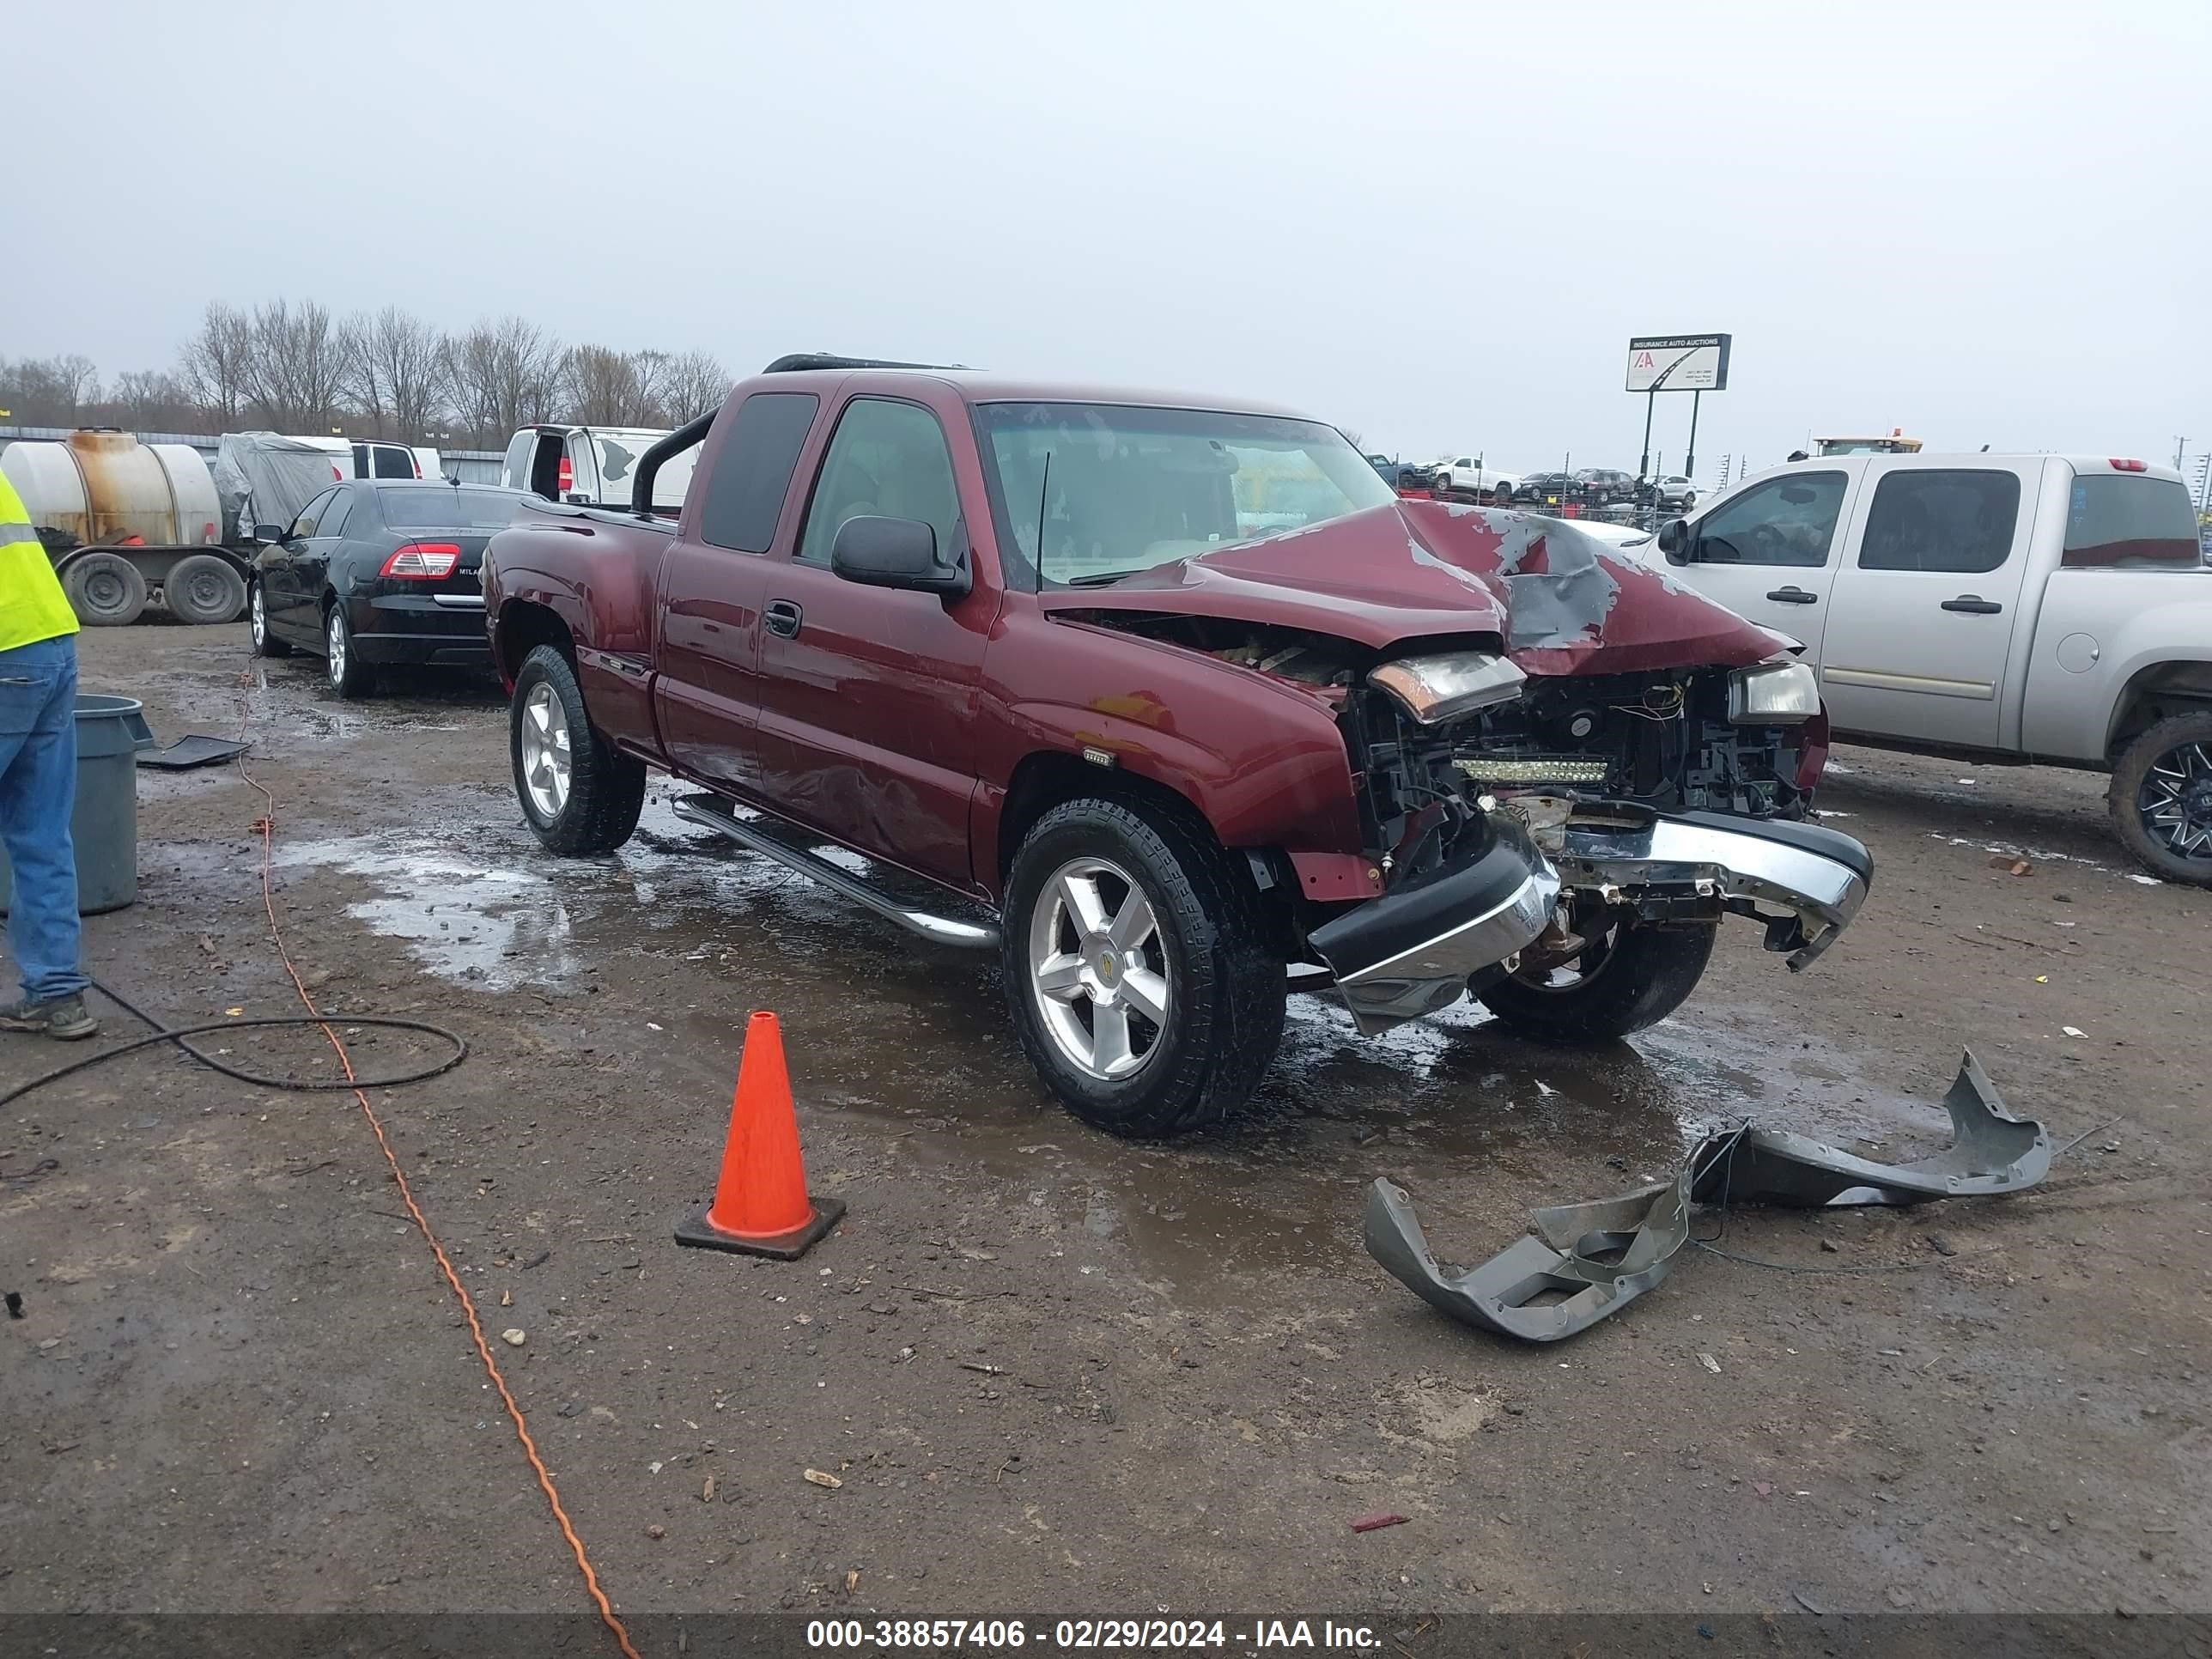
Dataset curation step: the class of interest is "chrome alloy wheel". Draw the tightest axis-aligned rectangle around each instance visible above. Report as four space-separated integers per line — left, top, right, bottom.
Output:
1028 856 1170 1079
325 611 348 688
520 681 573 819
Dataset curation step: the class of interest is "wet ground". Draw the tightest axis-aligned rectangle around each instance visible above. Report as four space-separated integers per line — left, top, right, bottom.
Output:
3 621 2206 1625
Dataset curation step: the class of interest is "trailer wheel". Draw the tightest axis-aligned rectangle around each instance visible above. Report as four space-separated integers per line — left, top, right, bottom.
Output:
62 552 148 627
166 555 247 625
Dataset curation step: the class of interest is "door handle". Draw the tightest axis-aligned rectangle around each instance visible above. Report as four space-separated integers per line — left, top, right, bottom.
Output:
1941 595 2003 614
1765 586 1819 605
764 599 803 639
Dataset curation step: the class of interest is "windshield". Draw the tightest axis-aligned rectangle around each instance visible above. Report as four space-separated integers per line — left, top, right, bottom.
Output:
978 403 1395 587
379 486 522 528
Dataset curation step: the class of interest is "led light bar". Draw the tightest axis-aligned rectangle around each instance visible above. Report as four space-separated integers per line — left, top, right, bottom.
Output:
1455 757 1612 785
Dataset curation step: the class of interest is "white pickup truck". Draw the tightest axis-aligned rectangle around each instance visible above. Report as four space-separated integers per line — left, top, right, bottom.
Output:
1654 453 2212 884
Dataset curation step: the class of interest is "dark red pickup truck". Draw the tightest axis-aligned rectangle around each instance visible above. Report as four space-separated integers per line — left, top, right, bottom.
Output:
483 356 1871 1135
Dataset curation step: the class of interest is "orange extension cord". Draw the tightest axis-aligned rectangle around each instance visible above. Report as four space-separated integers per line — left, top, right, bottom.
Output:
233 728 641 1659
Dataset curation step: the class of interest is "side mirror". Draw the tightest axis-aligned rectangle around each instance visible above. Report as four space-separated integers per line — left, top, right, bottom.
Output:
254 524 288 545
1657 517 1691 564
830 515 969 597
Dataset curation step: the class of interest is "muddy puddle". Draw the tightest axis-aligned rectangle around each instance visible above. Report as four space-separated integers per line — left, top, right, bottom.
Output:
125 676 2002 1313
140 774 1986 1306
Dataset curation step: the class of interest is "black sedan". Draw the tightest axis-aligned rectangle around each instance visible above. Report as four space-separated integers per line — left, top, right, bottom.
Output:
248 480 526 697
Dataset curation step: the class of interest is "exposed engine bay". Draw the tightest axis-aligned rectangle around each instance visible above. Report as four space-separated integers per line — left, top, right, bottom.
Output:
1081 614 1824 888
1073 612 1863 1033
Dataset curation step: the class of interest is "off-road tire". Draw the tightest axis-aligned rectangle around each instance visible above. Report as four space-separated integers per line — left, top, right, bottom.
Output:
62 552 148 626
512 643 647 855
1002 797 1284 1136
248 580 291 656
324 605 376 699
2108 710 2212 886
1475 916 1716 1042
165 554 247 625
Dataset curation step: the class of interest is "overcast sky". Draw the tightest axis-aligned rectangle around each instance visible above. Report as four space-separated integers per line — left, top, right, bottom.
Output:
11 1 2208 477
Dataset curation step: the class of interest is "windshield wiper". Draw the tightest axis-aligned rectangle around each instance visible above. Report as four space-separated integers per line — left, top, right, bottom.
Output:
1061 570 1140 587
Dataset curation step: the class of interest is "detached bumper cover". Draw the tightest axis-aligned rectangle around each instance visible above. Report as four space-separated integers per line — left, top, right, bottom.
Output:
1368 1049 2048 1344
1310 816 1559 1036
1554 806 1871 969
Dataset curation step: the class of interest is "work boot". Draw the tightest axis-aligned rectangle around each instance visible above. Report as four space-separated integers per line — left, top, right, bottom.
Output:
0 996 100 1042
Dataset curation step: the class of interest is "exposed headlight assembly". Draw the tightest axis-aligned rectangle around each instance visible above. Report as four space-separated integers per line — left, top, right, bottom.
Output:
1729 659 1820 725
1368 652 1527 725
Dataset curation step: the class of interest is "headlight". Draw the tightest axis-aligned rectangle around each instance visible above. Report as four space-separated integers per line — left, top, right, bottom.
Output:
1729 659 1820 725
1368 652 1527 725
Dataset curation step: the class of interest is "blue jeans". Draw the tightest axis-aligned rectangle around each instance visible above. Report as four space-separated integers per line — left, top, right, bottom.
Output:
0 635 86 1002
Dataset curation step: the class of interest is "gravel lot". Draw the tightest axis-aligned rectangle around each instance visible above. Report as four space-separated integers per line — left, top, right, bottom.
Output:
3 621 2205 1630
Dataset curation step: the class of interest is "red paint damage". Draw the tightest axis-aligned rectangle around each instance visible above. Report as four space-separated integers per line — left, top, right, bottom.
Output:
1039 500 1792 677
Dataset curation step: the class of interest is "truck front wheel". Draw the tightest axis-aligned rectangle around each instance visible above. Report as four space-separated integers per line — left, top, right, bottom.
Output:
511 644 647 855
1002 798 1284 1137
1474 904 1716 1042
2110 711 2212 886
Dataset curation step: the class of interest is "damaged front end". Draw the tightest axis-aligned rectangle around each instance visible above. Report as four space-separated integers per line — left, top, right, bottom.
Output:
1053 506 1872 1036
1312 641 1869 1033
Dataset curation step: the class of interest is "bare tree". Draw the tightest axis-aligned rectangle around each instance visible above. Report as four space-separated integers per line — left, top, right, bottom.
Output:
179 302 254 427
108 369 198 431
561 345 687 426
239 300 349 431
344 306 447 441
658 349 732 423
0 354 101 425
441 316 567 447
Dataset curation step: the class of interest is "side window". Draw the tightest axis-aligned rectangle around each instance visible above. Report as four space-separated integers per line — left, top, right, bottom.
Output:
797 398 963 568
2061 475 2200 570
1858 470 2020 574
319 489 355 539
697 392 820 553
1692 471 1847 567
290 489 337 540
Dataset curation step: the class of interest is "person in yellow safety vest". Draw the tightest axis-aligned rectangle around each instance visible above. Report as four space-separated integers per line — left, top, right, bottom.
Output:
0 469 99 1038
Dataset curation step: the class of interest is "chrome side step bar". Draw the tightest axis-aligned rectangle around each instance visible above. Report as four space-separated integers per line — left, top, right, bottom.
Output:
670 793 1002 951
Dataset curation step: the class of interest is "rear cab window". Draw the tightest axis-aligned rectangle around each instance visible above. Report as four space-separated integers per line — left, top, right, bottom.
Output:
2060 472 2201 569
698 393 820 553
1856 470 2021 574
370 444 416 479
1691 471 1848 566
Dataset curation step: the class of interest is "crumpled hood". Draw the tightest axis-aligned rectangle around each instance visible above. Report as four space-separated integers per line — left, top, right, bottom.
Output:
1040 500 1793 675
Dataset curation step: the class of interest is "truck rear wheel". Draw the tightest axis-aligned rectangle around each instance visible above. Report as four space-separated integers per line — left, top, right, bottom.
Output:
511 643 647 855
62 552 148 627
166 555 246 625
2109 711 2212 886
1474 905 1716 1042
1002 797 1284 1137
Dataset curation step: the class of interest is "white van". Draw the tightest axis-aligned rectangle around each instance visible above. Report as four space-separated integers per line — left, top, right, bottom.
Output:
501 424 696 511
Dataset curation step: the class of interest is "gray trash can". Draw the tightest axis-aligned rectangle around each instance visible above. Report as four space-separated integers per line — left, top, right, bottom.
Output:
0 694 156 916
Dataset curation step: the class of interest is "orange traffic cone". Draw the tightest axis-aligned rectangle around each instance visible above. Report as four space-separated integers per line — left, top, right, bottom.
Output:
674 1012 845 1260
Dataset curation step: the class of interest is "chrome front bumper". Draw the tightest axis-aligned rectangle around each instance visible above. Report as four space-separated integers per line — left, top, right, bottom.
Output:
1309 806 1871 1036
1310 816 1560 1036
1553 806 1870 969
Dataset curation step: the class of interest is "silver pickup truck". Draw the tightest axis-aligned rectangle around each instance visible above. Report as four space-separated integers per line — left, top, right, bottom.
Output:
1654 453 2212 884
